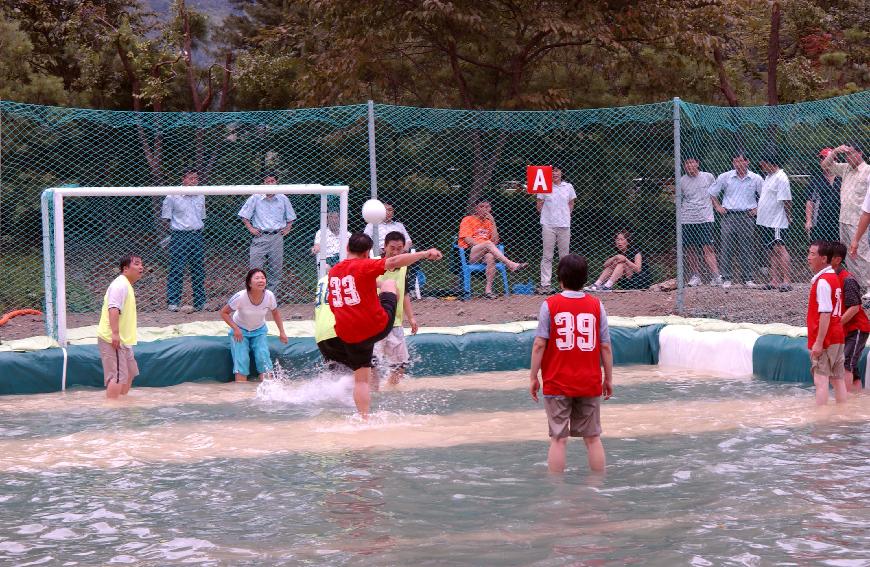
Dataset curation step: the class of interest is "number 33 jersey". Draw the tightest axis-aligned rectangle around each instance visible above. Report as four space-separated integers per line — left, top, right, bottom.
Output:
542 293 603 397
327 257 388 343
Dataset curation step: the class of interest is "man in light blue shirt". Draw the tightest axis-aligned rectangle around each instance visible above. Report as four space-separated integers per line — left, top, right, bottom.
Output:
238 174 297 294
161 169 207 311
708 153 763 288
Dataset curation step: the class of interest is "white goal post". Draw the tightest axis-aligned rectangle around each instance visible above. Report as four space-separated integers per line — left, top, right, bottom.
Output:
41 184 350 347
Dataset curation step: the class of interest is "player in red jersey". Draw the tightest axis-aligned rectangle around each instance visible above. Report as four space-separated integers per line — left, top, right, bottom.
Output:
529 254 613 473
319 232 442 418
830 242 869 392
806 241 847 405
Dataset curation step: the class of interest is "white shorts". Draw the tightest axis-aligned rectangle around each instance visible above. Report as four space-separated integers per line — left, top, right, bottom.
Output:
373 327 410 367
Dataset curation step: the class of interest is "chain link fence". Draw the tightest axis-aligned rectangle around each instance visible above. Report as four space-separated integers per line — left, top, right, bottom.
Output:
1 93 868 337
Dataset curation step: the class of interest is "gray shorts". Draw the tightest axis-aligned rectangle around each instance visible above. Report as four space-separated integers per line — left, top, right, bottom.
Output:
98 339 139 386
810 343 845 378
373 327 410 367
543 395 602 439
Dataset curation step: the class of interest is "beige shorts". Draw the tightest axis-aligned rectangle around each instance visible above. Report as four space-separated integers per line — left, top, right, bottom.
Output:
810 343 845 378
373 327 410 367
543 396 601 439
98 339 139 386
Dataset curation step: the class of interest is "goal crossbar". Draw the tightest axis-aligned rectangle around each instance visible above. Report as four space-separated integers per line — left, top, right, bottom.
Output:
42 184 350 347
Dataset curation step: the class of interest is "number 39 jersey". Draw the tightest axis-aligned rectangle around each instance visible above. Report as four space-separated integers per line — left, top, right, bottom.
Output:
541 294 603 397
327 257 388 343
807 268 845 349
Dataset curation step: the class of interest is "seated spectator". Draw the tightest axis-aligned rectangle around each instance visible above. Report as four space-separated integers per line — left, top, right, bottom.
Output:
220 269 288 383
585 230 650 291
364 202 412 253
457 200 527 299
311 211 344 267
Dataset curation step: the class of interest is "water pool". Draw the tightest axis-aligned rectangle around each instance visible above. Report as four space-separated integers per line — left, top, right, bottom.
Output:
1 367 869 565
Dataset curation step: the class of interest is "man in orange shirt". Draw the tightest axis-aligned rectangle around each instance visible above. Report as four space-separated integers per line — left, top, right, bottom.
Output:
458 201 526 298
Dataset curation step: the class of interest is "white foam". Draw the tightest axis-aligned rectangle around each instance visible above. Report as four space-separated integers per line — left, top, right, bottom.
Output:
255 368 355 407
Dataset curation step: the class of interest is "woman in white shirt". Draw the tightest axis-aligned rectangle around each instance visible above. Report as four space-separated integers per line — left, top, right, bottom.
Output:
220 269 289 382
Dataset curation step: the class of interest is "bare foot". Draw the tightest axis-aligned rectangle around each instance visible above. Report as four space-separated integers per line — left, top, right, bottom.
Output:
510 262 527 272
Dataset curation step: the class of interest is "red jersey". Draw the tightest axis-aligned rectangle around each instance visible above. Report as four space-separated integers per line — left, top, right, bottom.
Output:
541 293 603 397
837 268 870 333
807 268 845 348
327 257 387 343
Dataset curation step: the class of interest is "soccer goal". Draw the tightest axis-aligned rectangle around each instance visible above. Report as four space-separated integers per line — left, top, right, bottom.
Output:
41 184 349 346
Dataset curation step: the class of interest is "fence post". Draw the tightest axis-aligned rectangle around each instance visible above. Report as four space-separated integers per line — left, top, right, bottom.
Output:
367 100 379 250
674 97 685 315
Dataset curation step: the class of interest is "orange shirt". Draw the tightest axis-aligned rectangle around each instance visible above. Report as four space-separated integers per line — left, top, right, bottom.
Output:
458 215 495 248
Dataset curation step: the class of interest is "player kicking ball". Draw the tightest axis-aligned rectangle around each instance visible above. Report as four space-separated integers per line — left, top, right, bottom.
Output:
318 232 442 419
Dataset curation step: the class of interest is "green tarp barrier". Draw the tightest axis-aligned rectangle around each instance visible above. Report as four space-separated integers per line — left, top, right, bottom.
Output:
0 325 664 395
752 334 868 385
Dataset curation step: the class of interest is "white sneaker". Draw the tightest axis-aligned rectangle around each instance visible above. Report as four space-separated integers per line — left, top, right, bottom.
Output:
688 274 701 287
168 304 179 312
710 274 723 286
745 280 758 288
722 280 732 288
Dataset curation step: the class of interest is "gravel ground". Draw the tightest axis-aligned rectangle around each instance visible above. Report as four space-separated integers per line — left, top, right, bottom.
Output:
0 284 813 343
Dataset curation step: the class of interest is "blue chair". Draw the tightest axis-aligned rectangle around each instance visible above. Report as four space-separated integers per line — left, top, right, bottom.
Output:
454 243 510 300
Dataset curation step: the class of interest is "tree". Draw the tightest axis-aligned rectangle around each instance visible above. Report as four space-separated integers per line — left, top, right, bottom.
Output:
0 13 67 105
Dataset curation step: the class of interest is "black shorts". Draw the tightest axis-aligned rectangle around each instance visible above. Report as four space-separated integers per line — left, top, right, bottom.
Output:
844 330 869 375
758 226 788 250
316 292 398 371
682 222 714 248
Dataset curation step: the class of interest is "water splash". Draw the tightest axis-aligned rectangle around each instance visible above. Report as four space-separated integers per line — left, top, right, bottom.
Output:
255 361 355 407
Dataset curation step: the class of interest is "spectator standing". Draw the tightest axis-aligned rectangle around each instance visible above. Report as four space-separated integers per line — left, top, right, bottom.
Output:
162 169 207 311
824 144 870 293
536 167 576 294
708 153 763 288
312 211 344 267
364 203 412 254
678 157 722 286
830 242 869 393
457 201 527 299
238 175 296 295
96 255 144 399
756 155 792 291
805 148 841 243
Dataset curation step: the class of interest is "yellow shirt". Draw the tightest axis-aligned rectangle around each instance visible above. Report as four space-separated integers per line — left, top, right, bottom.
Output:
97 275 137 346
378 266 407 326
314 275 337 343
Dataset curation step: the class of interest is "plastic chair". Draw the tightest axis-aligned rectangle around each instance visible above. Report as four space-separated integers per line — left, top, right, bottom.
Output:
454 243 510 300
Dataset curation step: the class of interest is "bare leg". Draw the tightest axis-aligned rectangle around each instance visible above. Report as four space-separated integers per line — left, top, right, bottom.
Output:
388 366 405 385
353 367 371 419
832 377 848 404
484 253 495 294
769 249 780 286
584 436 606 472
702 244 720 276
686 247 702 278
605 263 627 286
106 381 123 400
852 378 863 393
547 437 567 473
235 373 247 382
814 373 829 405
595 265 615 286
469 242 524 271
778 245 791 284
121 380 133 395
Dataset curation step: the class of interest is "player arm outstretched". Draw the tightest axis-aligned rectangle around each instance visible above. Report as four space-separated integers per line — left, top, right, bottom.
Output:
384 248 442 270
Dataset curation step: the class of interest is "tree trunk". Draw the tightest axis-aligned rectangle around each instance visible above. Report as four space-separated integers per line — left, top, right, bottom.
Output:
767 1 781 106
712 46 740 107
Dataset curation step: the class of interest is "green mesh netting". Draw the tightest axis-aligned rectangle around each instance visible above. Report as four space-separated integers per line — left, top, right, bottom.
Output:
1 93 868 339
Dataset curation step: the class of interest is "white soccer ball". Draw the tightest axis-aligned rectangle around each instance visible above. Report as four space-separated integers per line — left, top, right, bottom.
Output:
362 199 387 224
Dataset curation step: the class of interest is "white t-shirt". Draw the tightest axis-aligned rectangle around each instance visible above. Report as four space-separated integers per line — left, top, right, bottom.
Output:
756 169 792 229
537 181 576 228
313 228 342 256
227 289 277 331
106 275 130 312
364 220 411 251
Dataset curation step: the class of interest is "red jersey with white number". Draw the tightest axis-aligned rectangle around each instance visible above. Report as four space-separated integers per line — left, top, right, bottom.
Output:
807 268 845 348
328 257 387 343
837 268 870 334
541 294 603 397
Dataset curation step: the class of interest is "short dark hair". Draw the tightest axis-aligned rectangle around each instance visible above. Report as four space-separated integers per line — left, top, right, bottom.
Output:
759 152 780 166
245 268 266 291
830 241 847 261
732 151 748 160
557 254 588 291
348 232 373 254
119 254 141 272
616 229 632 243
383 230 406 247
810 240 833 263
183 168 198 176
683 156 699 162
